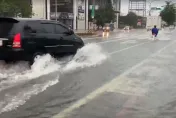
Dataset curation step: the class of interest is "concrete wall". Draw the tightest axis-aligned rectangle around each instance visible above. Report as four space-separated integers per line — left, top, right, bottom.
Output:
86 0 89 30
73 0 77 30
32 0 50 20
77 0 85 30
114 0 121 29
32 0 46 19
47 0 50 20
73 0 88 30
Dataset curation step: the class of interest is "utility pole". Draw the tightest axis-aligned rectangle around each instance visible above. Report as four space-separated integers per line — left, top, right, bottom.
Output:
45 0 48 19
148 0 152 16
149 2 151 16
55 0 58 21
148 0 160 16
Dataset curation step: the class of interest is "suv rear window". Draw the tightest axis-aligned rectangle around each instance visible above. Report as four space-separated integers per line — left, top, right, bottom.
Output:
25 21 55 33
0 21 18 37
25 21 41 33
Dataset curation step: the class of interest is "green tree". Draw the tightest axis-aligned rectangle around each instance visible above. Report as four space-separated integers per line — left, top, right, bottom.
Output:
0 0 32 17
12 0 33 17
93 0 116 27
125 12 138 27
0 0 20 17
119 12 138 28
160 1 176 25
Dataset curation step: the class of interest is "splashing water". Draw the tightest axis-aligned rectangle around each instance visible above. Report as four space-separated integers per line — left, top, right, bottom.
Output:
7 43 107 80
147 28 173 41
0 43 107 113
157 29 172 40
0 79 59 113
63 43 108 72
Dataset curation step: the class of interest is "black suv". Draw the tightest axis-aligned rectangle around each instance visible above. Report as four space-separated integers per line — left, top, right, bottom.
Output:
0 17 84 64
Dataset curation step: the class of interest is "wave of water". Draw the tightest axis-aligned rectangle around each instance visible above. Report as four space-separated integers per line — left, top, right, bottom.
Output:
0 43 108 113
147 28 174 41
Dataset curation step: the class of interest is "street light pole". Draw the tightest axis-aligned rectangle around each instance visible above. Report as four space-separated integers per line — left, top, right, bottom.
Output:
45 0 48 19
55 0 58 21
149 1 152 16
148 0 160 16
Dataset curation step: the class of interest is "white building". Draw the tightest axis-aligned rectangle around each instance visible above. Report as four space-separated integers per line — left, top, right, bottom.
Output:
31 0 120 30
31 0 50 19
112 0 121 29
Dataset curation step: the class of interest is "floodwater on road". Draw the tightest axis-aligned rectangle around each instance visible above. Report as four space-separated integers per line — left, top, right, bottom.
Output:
0 28 175 118
0 43 107 114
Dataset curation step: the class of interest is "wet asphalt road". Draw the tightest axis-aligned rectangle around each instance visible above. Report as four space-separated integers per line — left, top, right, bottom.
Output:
0 29 176 118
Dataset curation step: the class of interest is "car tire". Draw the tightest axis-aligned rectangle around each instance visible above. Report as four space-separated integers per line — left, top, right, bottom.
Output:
29 52 44 66
4 59 11 64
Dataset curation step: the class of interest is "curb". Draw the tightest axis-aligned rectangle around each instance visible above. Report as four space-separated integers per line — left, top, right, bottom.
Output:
75 30 122 37
76 32 97 36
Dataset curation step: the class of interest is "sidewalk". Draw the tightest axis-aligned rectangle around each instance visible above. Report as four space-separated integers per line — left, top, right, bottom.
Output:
74 30 97 37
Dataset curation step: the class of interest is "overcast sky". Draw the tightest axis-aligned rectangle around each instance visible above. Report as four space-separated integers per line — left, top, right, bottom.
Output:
121 0 175 15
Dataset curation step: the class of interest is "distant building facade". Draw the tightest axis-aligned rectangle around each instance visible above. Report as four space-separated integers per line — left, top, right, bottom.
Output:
128 0 147 17
32 0 121 30
32 0 88 30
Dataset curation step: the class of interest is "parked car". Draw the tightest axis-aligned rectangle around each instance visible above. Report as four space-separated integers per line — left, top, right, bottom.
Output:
123 26 131 30
0 17 84 65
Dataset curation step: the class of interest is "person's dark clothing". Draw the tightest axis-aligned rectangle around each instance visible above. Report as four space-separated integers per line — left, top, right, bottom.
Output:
152 28 159 37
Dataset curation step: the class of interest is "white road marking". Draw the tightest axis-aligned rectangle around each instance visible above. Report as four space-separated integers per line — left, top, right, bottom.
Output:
83 36 121 44
108 41 150 55
52 40 176 118
97 38 121 44
120 40 137 44
107 77 148 96
96 37 134 44
82 35 124 41
96 34 149 44
83 37 101 40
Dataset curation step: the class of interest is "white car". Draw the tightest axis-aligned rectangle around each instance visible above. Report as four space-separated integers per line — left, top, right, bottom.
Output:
124 26 130 30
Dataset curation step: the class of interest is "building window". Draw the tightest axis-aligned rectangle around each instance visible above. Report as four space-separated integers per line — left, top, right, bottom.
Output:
50 0 73 13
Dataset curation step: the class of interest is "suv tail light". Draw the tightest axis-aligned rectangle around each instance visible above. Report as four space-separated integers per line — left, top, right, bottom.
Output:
13 33 21 48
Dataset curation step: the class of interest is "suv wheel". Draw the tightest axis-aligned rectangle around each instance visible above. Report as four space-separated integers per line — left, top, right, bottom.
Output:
4 59 11 64
30 52 44 65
